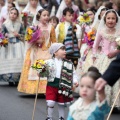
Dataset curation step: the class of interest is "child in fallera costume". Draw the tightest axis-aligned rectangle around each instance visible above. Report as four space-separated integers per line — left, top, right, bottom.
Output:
45 43 78 120
18 9 56 94
67 67 110 120
56 7 81 67
0 7 25 85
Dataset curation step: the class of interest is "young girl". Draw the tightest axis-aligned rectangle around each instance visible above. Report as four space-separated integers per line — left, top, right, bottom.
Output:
76 8 95 77
49 16 59 28
18 9 56 94
56 0 79 22
22 0 42 26
0 7 25 85
67 67 110 120
93 9 120 108
45 43 78 120
0 2 16 30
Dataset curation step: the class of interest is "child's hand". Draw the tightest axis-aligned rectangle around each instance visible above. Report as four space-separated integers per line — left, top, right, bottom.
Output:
107 51 117 59
13 32 20 37
74 82 79 87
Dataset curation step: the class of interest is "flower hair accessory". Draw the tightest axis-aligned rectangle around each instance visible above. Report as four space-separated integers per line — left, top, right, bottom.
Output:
0 33 8 47
25 26 41 43
77 13 92 26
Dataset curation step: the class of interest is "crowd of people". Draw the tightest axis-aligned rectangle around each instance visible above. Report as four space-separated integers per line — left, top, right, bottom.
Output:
0 0 120 120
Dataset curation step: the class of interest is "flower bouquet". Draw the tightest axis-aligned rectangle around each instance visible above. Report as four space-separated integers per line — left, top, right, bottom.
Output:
115 37 120 50
0 33 8 47
31 59 49 77
77 13 92 26
85 29 96 47
25 26 41 43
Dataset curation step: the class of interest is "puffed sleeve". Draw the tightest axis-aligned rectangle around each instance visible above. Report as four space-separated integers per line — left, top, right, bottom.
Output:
92 32 102 57
87 100 110 120
76 24 82 41
55 24 60 41
50 26 57 43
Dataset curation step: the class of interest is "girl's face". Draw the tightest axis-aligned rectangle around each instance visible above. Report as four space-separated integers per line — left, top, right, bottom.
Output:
8 3 14 11
54 48 66 59
40 10 49 24
9 9 18 21
49 19 58 28
100 10 106 20
30 0 38 8
65 0 72 6
80 76 96 101
112 3 118 11
0 0 5 6
105 12 117 28
86 11 95 22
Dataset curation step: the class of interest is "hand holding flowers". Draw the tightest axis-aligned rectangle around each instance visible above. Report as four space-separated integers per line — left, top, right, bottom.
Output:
0 33 8 47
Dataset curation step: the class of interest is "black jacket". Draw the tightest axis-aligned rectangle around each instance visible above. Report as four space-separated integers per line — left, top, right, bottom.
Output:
102 53 120 86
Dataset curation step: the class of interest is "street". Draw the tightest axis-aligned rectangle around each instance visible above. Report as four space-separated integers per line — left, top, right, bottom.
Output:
0 82 120 120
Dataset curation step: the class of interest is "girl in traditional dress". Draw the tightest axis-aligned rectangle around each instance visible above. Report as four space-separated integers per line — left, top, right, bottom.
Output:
18 9 56 94
0 2 16 30
22 0 42 26
93 9 120 109
76 8 95 77
45 43 78 120
0 7 25 86
67 67 110 120
56 0 79 22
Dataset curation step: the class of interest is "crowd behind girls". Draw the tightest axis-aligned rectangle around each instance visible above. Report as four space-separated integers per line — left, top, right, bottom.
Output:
0 0 120 120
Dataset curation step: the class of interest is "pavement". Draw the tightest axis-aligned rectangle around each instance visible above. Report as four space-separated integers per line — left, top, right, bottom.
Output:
0 82 120 120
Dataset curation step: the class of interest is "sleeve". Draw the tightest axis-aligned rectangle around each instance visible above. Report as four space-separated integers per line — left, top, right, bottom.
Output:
73 68 78 84
50 26 57 43
76 24 82 41
55 24 60 41
102 53 120 86
92 32 102 57
1 24 8 35
67 112 74 120
88 100 110 120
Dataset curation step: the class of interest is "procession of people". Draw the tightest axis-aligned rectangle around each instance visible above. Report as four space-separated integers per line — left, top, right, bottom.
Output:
0 0 120 120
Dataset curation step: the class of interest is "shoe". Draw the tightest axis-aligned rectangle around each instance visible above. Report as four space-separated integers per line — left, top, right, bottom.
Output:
46 117 52 120
59 117 64 120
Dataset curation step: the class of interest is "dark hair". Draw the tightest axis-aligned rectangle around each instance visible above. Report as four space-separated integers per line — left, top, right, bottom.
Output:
86 7 96 15
36 9 49 21
81 66 101 82
98 8 108 20
104 10 118 23
63 7 74 16
49 16 59 24
103 1 113 10
10 7 19 17
8 2 16 8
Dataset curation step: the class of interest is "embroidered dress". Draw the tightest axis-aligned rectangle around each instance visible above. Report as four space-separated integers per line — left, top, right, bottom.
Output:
17 24 56 94
93 29 120 106
46 58 78 104
67 97 110 120
0 20 25 83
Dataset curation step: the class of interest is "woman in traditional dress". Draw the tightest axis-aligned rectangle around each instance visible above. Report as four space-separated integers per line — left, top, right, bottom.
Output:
0 7 25 86
93 9 120 108
22 0 42 26
18 9 56 94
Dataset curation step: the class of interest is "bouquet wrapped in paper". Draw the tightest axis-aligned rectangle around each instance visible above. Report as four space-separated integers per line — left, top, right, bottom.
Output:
25 26 41 43
0 33 8 47
31 59 49 77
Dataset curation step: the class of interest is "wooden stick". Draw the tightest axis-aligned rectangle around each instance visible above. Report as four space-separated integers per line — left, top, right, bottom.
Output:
32 74 40 120
106 88 120 120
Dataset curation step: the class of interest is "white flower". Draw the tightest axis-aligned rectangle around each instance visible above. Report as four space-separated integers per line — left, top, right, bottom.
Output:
116 37 120 46
65 92 69 96
62 91 66 95
69 94 73 98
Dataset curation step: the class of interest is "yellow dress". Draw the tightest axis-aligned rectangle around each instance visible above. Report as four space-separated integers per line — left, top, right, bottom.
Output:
17 25 56 94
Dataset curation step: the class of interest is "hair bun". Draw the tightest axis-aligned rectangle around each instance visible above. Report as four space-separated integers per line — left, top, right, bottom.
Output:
88 66 101 76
